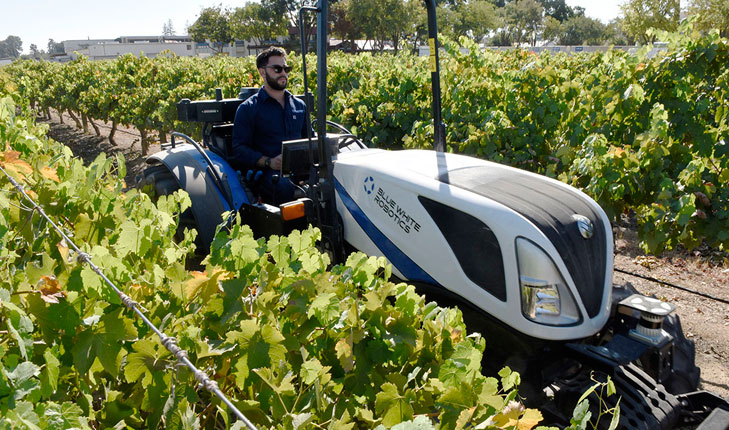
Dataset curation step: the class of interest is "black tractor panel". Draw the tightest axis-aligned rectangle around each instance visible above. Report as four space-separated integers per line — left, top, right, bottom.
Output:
418 196 507 302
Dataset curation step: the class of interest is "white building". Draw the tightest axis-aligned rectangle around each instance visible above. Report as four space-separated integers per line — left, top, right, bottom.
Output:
85 36 195 60
54 35 288 61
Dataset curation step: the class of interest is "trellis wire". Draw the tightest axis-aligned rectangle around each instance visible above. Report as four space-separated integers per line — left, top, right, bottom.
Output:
0 165 257 430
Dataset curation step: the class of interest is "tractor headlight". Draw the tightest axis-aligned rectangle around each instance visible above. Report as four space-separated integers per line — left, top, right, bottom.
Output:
516 238 581 326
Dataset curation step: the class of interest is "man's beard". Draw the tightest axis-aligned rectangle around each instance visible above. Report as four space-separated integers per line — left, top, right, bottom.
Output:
265 70 287 91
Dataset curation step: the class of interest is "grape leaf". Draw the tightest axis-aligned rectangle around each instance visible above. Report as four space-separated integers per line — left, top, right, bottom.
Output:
72 308 137 377
6 401 41 430
390 416 435 430
308 292 340 324
39 402 87 430
335 337 355 373
300 358 325 385
40 349 60 399
375 382 414 428
124 339 167 385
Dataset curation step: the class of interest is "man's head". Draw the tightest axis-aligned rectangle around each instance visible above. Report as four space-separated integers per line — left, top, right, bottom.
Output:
257 47 290 91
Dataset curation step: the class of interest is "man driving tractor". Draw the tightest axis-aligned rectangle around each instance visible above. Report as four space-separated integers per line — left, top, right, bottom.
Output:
231 47 307 204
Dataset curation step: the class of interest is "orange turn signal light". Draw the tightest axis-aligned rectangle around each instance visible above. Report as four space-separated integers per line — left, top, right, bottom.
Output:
280 201 306 221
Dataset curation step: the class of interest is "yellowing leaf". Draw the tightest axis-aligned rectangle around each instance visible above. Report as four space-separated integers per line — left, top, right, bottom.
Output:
300 358 324 385
38 276 66 304
456 406 477 429
185 269 229 301
1 150 33 182
492 401 524 428
335 336 354 373
1 150 21 163
57 240 70 264
517 408 543 430
492 412 518 428
609 146 625 157
40 166 60 182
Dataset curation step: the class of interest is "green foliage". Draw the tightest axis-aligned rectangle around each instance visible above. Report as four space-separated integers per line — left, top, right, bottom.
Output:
558 15 607 45
4 28 728 255
620 0 681 44
0 36 23 59
347 0 412 52
189 6 236 54
564 374 620 430
0 92 551 429
688 0 729 38
504 0 544 46
231 3 288 46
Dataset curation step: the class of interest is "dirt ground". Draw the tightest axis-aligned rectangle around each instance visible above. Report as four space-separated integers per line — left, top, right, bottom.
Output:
40 111 729 401
614 224 729 400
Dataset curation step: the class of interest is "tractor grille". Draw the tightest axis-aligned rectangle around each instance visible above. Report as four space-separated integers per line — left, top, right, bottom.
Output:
439 167 607 319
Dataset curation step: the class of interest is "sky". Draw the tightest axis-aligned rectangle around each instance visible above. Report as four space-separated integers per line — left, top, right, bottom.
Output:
1 0 239 54
566 0 624 24
2 0 625 55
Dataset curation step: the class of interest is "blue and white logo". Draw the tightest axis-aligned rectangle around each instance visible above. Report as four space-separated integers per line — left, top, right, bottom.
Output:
363 176 375 195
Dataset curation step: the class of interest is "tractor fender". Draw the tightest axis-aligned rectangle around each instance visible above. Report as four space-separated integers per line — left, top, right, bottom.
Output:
146 143 250 248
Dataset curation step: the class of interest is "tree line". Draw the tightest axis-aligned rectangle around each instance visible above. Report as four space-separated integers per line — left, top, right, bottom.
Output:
2 0 726 60
0 36 64 61
188 0 729 53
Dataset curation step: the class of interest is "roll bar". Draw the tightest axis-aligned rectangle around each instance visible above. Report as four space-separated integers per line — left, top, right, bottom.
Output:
297 0 446 262
302 0 446 181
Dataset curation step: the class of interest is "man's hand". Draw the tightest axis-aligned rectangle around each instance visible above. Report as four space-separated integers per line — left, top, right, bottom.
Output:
257 155 283 170
269 155 283 170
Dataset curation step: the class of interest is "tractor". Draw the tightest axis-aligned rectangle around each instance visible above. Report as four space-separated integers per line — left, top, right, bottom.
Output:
138 0 729 428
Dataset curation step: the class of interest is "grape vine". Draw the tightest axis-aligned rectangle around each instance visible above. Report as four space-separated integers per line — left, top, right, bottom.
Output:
0 84 567 429
4 26 727 253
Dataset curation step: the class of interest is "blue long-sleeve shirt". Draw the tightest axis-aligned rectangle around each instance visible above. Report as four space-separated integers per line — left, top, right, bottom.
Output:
230 87 307 170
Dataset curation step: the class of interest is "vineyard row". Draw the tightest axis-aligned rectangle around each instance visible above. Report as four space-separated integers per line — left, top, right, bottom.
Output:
0 86 592 428
2 29 729 253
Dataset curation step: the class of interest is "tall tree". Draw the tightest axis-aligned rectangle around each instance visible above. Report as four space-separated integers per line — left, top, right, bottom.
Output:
504 0 544 46
331 0 360 47
453 0 500 43
687 0 729 37
539 0 574 22
436 4 460 39
347 0 410 52
390 0 418 52
490 7 514 45
0 36 22 58
604 19 632 45
232 3 288 45
541 15 562 43
163 19 176 36
263 0 316 52
620 0 681 44
559 15 606 45
403 2 428 52
28 44 43 60
47 39 64 55
189 6 235 54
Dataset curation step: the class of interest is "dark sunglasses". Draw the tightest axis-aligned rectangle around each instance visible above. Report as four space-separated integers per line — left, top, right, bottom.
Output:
264 64 292 74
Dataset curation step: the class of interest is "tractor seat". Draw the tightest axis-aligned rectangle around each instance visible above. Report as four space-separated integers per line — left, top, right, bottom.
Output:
206 123 234 159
